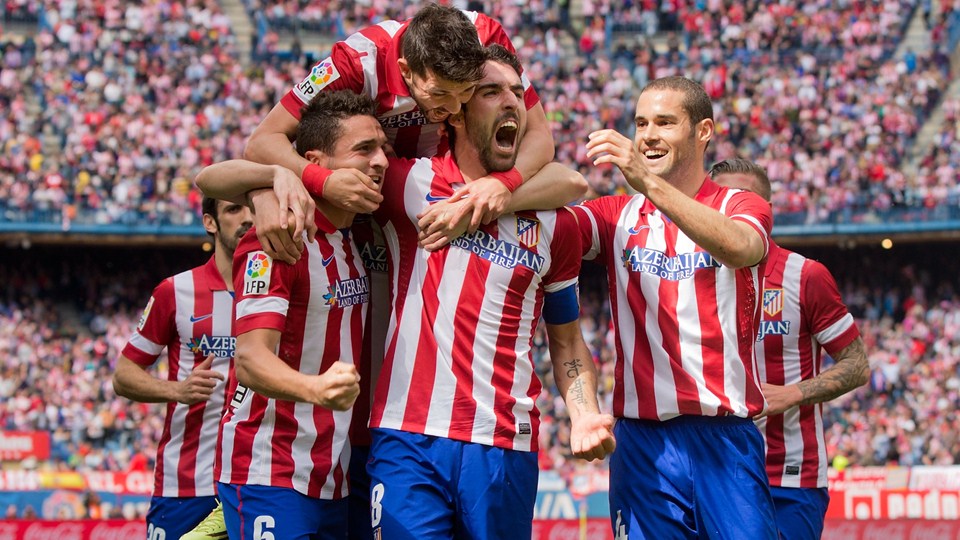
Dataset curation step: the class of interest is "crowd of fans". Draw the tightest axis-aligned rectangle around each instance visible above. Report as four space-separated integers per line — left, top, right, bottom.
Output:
3 0 960 505
4 243 960 488
2 1 960 229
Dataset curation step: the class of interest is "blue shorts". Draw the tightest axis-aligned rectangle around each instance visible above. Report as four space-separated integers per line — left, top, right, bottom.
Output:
146 495 218 540
349 445 373 540
771 486 829 540
368 428 538 540
609 416 778 540
218 482 347 540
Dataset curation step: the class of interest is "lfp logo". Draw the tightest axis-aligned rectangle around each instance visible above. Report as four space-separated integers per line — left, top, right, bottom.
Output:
244 252 272 296
310 58 338 86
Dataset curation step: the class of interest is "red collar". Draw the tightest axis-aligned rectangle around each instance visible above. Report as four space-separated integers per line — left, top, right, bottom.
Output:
764 242 784 278
201 256 228 291
637 175 717 214
315 208 338 235
432 152 466 187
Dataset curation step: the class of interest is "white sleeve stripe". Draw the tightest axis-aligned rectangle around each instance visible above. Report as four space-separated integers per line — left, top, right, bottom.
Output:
579 206 601 261
237 297 290 319
129 333 163 355
730 213 769 257
815 313 855 345
544 277 578 294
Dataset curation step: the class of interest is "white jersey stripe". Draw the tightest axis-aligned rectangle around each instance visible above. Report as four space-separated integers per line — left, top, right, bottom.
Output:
816 313 855 345
237 297 289 319
127 333 163 356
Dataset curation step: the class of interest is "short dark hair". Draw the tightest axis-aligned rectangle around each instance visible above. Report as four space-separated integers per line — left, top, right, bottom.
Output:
201 196 219 237
401 3 486 83
296 90 378 156
485 44 521 77
709 158 772 201
446 45 522 150
641 76 714 125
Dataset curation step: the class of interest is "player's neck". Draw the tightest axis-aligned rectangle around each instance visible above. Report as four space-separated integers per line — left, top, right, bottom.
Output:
316 198 356 229
451 144 488 183
213 246 234 291
670 165 709 198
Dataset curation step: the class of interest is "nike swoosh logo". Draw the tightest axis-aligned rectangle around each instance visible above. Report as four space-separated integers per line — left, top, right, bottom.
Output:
628 225 651 235
189 314 213 323
321 254 335 267
425 193 447 202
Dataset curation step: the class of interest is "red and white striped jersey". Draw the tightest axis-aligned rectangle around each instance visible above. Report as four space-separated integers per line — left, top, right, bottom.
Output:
121 257 233 498
349 216 390 448
573 178 773 421
217 211 368 499
280 11 539 159
754 243 860 488
369 155 581 451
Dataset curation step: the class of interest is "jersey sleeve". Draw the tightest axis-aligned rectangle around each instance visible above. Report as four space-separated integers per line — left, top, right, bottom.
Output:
571 195 632 262
473 12 540 110
725 190 774 260
233 232 299 335
802 259 861 355
541 209 582 326
280 41 368 120
121 279 177 367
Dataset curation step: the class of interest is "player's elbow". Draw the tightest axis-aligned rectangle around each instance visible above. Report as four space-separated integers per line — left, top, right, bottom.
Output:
234 351 257 389
111 370 131 399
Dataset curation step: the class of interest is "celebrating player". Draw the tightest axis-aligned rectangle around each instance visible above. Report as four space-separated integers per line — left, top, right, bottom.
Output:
196 90 388 540
366 45 615 540
573 76 778 538
712 158 870 540
245 3 557 264
113 198 251 540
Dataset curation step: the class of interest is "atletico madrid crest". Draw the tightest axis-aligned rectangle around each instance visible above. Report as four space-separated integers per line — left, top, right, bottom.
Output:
763 288 784 317
516 216 540 248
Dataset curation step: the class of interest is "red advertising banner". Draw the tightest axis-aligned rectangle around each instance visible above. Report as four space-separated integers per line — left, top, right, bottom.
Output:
822 519 960 540
827 489 960 520
0 520 146 540
0 432 50 461
0 471 152 495
531 519 613 540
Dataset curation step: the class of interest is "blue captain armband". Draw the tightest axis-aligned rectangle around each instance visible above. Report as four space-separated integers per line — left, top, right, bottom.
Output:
543 284 579 325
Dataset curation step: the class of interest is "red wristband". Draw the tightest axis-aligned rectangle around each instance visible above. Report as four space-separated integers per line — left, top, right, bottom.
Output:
491 167 523 192
301 163 333 198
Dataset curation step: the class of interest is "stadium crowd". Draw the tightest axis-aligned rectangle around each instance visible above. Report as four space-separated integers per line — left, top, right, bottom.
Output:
3 0 960 510
3 245 960 485
2 0 960 229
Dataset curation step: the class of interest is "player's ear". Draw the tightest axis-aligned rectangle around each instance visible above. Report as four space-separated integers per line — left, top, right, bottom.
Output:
697 118 714 147
397 57 412 83
304 149 331 169
202 212 218 236
447 111 465 129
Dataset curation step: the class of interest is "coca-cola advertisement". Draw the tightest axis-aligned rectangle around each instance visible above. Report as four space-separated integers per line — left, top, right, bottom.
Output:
531 519 613 540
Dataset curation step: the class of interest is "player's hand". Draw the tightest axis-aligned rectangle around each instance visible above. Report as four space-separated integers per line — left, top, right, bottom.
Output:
272 166 317 245
586 129 651 195
416 198 472 251
570 412 617 462
313 361 361 411
756 383 803 418
249 188 305 265
176 354 225 405
454 177 511 232
323 168 383 214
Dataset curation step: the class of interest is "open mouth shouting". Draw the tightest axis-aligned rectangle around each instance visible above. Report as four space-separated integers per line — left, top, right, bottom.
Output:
494 116 520 154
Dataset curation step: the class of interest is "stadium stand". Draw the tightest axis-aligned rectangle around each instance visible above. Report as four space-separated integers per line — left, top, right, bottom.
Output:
3 0 960 527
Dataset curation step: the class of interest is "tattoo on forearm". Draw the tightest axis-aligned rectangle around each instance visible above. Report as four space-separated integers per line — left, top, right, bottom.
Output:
798 338 868 406
570 379 587 406
564 359 583 379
